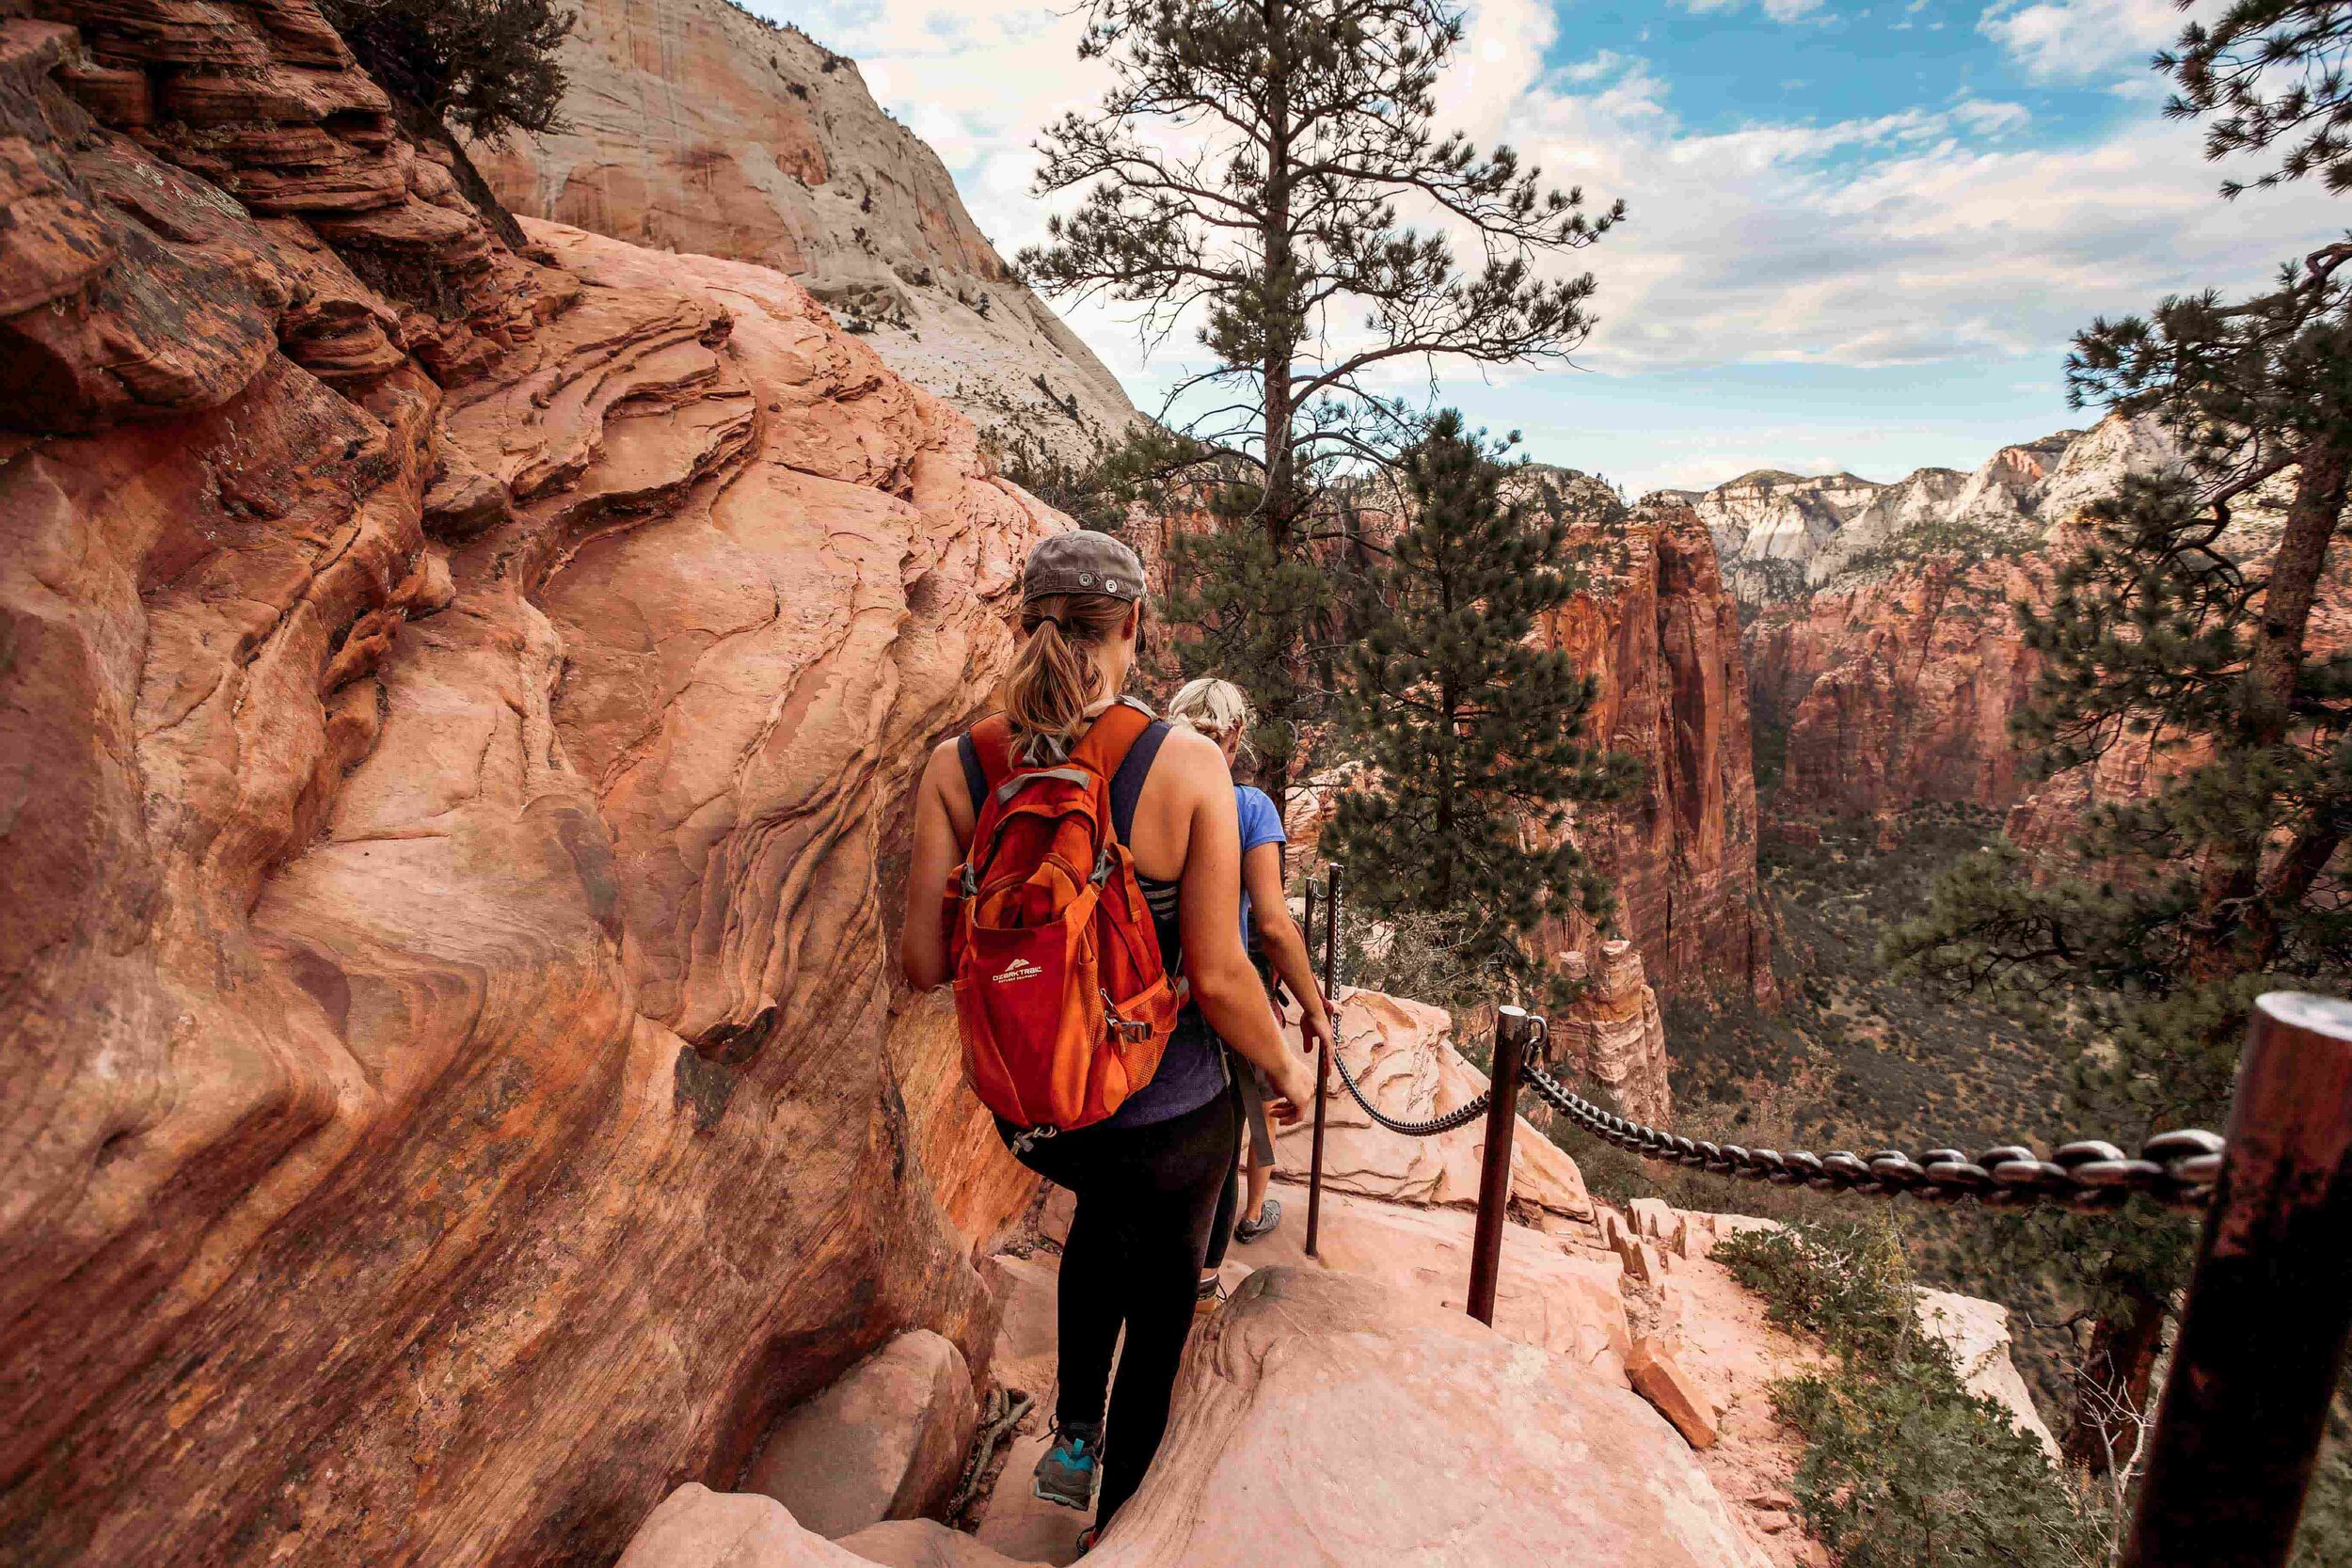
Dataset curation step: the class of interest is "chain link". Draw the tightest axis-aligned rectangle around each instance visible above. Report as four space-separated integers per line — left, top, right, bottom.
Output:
1519 1063 2225 1212
1327 1042 1495 1138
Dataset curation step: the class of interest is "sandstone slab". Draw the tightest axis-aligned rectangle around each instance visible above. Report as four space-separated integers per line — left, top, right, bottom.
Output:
1272 987 1594 1223
475 0 1135 461
843 1518 1048 1568
1243 1185 1629 1384
1916 1289 2059 1461
0 17 1050 1555
620 1486 834 1568
749 1331 978 1539
1629 1336 1722 1451
1101 1267 1751 1564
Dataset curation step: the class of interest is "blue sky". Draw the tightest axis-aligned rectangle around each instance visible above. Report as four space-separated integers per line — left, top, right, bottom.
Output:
769 0 2349 493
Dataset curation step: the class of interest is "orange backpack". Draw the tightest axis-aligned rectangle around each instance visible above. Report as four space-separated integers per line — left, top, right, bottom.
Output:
946 702 1185 1133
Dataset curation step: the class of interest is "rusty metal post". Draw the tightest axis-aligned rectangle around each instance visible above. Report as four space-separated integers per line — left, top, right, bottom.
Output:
1297 877 1316 1021
1304 865 1340 1260
1467 1006 1542 1326
2122 991 2352 1568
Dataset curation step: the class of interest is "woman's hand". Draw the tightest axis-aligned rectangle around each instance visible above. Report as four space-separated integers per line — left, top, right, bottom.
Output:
1263 1051 1318 1126
1299 1000 1336 1061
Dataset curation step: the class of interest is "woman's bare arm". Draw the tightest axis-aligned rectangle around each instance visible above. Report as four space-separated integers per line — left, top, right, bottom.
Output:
1168 738 1315 1119
900 740 967 991
1241 842 1333 1059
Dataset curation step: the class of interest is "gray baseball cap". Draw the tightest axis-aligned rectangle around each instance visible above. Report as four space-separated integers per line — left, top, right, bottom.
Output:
1023 531 1147 603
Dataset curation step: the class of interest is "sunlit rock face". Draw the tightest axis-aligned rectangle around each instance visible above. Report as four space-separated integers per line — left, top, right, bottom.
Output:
470 0 1136 464
1694 418 2172 602
1554 941 1673 1126
1541 490 1774 1004
0 7 1047 1558
1732 414 2194 822
1746 553 2057 818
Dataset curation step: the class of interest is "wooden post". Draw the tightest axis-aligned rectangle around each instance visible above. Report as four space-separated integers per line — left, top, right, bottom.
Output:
1304 865 1340 1260
2122 991 2352 1568
1467 1006 1541 1326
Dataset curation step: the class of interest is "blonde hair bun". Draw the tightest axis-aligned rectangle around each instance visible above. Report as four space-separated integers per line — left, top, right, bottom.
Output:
1168 677 1255 753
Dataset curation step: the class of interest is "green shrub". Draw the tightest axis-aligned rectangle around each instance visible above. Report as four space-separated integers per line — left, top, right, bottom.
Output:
1718 1220 2105 1568
322 0 572 144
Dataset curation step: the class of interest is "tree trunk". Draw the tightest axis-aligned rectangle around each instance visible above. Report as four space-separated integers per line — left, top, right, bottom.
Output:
1255 0 1299 821
2188 433 2349 979
2063 1278 2169 1475
380 89 530 251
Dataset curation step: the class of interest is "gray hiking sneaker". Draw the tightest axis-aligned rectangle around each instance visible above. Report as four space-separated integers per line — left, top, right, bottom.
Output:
1032 1422 1101 1512
1234 1196 1282 1243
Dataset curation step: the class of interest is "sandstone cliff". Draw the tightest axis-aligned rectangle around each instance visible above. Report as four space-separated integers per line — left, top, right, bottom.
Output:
471 0 1136 463
1697 417 2174 606
1545 493 1774 1003
1731 415 2182 822
0 6 1046 1559
1746 553 2055 818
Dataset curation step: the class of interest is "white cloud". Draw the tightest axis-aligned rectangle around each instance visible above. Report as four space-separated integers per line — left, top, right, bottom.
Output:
1677 0 1827 20
1405 0 2346 381
761 0 2349 481
1951 98 2031 136
1979 0 2178 84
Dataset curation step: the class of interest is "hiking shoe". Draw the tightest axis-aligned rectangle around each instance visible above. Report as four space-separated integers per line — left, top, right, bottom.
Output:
1076 1526 1102 1555
1032 1423 1100 1512
1234 1196 1282 1243
1195 1273 1227 1316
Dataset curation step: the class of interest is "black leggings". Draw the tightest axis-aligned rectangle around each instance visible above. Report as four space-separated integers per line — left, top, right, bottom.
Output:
1006 1085 1240 1527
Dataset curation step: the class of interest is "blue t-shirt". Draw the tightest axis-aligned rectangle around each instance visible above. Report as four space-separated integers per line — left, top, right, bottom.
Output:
1235 785 1286 946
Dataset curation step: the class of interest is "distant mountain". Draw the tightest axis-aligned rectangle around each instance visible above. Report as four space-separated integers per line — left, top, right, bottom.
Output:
472 0 1136 463
1678 417 2185 601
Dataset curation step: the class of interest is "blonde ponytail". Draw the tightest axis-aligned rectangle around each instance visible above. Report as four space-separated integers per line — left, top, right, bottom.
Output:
1004 592 1134 762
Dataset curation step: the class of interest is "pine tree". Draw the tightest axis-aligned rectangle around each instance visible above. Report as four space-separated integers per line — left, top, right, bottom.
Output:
1019 0 1620 809
1887 14 2352 1476
321 0 574 246
1324 413 1637 1001
2164 0 2352 198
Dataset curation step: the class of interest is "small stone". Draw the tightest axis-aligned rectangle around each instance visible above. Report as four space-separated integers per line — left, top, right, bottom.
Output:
1626 1335 1719 1451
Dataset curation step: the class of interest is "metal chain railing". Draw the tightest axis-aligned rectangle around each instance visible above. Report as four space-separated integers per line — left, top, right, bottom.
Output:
1327 1042 1493 1137
1519 1060 2226 1212
1298 865 2352 1568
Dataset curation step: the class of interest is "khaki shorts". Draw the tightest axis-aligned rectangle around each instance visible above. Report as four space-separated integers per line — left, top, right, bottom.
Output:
1235 1060 1277 1167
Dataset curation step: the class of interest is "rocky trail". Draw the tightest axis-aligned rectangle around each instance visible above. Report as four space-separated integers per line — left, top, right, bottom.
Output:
611 991 2056 1568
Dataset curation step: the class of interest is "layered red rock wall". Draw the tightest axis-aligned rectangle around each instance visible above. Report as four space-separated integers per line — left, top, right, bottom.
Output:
1744 555 2052 819
470 0 1136 459
0 7 1043 1560
1544 499 1773 1003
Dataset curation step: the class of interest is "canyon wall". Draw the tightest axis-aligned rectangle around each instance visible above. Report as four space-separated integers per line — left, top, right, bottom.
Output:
1731 415 2179 822
1546 493 1773 1004
0 5 1044 1560
471 0 1136 463
1745 554 2053 818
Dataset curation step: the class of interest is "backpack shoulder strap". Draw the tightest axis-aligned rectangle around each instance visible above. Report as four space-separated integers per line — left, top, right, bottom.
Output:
960 715 1013 818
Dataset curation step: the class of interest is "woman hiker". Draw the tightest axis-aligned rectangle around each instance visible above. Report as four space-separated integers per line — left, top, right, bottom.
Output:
1165 678 1337 1309
899 533 1317 1547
